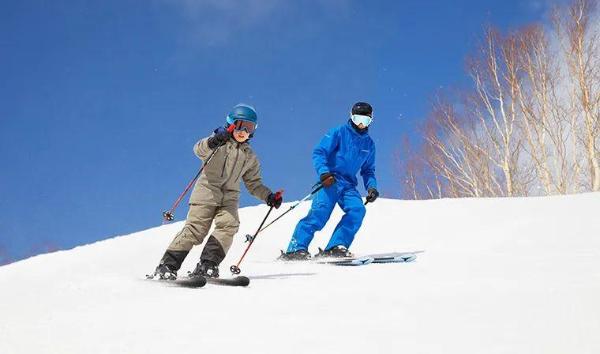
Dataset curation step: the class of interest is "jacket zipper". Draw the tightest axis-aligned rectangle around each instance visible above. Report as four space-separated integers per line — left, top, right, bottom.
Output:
221 147 229 177
222 144 241 186
235 159 247 182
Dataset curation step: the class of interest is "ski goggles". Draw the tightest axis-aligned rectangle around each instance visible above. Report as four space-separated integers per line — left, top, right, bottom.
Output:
351 114 373 127
233 120 256 134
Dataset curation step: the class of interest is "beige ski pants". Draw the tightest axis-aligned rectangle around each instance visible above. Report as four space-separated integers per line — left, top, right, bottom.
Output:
167 204 239 254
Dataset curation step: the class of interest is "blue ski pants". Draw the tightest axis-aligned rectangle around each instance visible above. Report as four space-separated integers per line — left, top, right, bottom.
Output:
287 184 366 252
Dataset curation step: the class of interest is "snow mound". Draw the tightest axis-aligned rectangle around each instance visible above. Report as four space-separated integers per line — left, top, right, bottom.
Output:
1 193 599 354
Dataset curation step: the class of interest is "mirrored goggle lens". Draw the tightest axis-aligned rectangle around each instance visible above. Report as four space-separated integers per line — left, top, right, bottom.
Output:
351 114 373 127
233 120 256 134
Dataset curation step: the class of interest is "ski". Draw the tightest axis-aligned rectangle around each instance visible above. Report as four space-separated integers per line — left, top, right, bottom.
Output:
315 256 375 266
172 276 207 287
279 250 423 267
205 276 250 287
146 275 250 287
146 276 207 288
364 251 424 263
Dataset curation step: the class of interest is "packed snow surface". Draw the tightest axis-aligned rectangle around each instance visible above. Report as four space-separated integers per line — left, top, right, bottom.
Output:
1 193 599 354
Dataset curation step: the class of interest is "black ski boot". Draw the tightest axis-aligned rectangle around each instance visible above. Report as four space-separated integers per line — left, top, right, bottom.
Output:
148 250 189 280
315 245 353 258
189 260 220 278
153 263 178 280
278 249 311 261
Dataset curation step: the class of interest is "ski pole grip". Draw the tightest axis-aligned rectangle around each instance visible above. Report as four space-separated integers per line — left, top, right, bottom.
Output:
275 190 284 200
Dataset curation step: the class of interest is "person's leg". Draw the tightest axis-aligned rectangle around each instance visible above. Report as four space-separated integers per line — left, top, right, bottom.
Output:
187 204 239 278
159 204 216 270
325 188 366 251
286 186 339 253
200 204 240 266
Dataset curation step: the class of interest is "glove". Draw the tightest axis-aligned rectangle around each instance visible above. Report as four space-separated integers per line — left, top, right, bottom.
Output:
207 126 233 149
366 188 379 203
266 191 283 209
320 172 336 188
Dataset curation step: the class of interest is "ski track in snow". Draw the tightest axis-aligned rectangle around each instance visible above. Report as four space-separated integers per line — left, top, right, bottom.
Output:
1 193 600 354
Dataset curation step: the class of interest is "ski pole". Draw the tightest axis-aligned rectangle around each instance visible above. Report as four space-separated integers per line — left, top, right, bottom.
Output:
229 184 324 275
229 190 283 275
162 124 235 223
162 151 216 223
252 182 324 236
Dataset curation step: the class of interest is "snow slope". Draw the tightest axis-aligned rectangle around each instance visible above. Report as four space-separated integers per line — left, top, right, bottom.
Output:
1 193 599 354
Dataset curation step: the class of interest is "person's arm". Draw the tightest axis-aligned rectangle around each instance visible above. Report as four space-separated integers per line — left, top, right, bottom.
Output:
193 137 212 161
242 153 273 202
193 125 233 161
312 127 341 176
360 144 377 190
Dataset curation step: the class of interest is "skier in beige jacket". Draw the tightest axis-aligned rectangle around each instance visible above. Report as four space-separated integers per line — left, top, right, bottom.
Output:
153 104 282 279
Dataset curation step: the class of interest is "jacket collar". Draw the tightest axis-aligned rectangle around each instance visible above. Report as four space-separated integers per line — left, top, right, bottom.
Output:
228 138 250 152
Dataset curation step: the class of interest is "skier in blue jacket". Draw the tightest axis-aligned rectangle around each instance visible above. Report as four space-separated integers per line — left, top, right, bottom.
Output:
280 102 379 260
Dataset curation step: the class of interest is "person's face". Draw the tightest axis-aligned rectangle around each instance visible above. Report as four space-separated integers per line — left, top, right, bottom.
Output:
357 123 366 129
233 129 250 142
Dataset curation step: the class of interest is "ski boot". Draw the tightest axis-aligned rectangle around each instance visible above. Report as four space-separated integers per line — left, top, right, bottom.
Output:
150 263 178 280
315 245 353 259
278 249 311 261
189 260 220 279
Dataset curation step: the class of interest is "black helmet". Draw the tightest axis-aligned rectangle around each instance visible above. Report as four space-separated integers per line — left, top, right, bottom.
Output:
351 102 373 117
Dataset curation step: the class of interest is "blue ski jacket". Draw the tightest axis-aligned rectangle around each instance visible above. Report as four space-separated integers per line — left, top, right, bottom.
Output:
312 121 377 190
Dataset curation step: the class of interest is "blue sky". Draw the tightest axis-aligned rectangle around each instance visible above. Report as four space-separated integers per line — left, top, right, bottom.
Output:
0 0 557 264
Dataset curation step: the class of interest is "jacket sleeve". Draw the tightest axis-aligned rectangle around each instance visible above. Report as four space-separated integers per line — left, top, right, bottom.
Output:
312 127 340 176
360 143 377 190
242 152 273 202
193 137 213 161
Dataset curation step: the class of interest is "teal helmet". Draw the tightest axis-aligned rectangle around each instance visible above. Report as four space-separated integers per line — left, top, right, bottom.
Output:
226 104 258 127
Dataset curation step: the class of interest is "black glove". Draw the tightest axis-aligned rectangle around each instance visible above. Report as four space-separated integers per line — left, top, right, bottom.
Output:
366 188 379 203
320 172 336 188
207 127 231 149
266 192 283 209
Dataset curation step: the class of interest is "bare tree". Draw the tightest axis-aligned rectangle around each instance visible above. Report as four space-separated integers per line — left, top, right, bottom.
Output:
515 25 577 194
556 0 600 191
396 136 421 199
466 29 529 196
420 98 505 198
396 0 599 199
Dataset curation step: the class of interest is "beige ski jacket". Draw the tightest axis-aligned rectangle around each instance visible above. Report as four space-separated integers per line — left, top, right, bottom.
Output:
189 136 272 206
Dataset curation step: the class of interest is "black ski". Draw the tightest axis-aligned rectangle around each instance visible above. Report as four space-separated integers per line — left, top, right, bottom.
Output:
146 276 249 287
205 276 250 287
145 276 207 288
172 276 207 288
